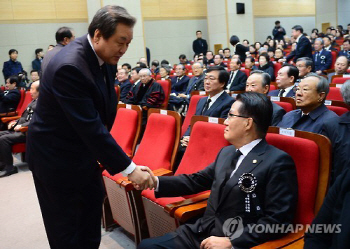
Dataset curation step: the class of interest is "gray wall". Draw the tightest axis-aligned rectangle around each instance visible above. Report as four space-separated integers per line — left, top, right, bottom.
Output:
144 19 208 66
338 0 350 28
254 16 316 43
0 22 88 82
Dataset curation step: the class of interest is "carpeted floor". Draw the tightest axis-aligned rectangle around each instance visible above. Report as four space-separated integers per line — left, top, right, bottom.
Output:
0 156 135 249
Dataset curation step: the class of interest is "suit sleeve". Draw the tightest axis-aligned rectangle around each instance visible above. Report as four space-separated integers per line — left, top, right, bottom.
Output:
324 52 332 71
184 98 203 136
0 91 20 104
119 82 132 102
231 73 247 91
271 107 286 126
294 38 311 61
2 62 10 80
232 153 298 248
143 83 165 108
51 65 131 175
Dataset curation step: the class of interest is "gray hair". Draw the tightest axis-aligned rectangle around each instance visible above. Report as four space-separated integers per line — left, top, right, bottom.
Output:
315 37 324 45
160 65 171 74
341 80 350 105
297 57 314 68
250 70 271 88
304 73 329 99
139 68 152 76
192 62 203 68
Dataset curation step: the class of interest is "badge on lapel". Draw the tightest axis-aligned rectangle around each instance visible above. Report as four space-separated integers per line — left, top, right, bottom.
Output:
238 173 257 213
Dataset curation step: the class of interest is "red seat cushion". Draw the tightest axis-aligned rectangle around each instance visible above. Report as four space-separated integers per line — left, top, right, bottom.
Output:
326 106 349 116
274 101 294 112
142 189 185 206
181 95 206 136
327 87 343 101
332 77 349 84
102 170 122 181
12 143 26 153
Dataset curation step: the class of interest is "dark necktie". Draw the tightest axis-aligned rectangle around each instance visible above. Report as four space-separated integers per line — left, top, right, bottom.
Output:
279 89 285 97
316 52 319 62
201 98 211 115
101 63 107 84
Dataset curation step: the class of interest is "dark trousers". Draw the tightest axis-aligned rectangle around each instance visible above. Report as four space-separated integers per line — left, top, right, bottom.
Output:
0 130 26 168
138 232 195 249
32 172 105 249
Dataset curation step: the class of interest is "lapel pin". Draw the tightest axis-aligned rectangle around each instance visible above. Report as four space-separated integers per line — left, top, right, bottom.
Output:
252 159 257 164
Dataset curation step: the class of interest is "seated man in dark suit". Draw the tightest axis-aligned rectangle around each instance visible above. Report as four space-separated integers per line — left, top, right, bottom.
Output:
226 58 247 91
268 64 299 98
296 57 313 82
321 80 350 184
327 56 349 83
205 51 214 65
338 38 349 60
125 68 165 124
0 75 21 113
246 70 286 125
223 48 232 60
213 54 226 68
168 64 190 111
138 92 298 249
278 73 338 133
323 35 338 52
0 81 39 177
115 68 132 103
313 38 332 75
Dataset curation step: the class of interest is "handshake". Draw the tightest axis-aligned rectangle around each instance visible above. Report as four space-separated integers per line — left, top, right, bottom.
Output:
127 165 158 190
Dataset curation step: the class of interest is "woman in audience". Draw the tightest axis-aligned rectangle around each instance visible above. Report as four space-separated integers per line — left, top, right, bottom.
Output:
267 48 275 61
335 29 343 40
278 39 287 49
274 48 284 61
249 45 257 58
243 39 250 47
268 39 276 50
159 65 171 81
258 53 275 81
254 42 262 51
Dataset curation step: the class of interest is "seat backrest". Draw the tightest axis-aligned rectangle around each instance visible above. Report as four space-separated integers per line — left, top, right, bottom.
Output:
114 85 120 103
240 68 250 77
269 96 296 112
157 80 171 109
269 84 277 91
274 101 294 112
332 77 349 84
330 51 337 69
133 109 181 171
176 120 230 176
266 127 331 225
327 87 343 101
273 62 282 77
181 95 206 136
110 104 141 157
18 91 32 116
324 100 350 116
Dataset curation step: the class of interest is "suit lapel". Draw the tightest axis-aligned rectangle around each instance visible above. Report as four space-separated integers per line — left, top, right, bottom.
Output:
218 140 267 208
204 92 225 116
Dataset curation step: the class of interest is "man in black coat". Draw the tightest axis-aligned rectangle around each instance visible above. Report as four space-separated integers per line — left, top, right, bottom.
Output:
27 6 156 249
272 20 286 41
227 58 247 91
193 30 208 55
284 25 312 63
0 75 21 113
138 92 298 249
230 35 248 61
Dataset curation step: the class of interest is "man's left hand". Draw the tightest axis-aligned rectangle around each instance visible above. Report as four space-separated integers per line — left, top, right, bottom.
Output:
200 236 232 249
14 125 22 132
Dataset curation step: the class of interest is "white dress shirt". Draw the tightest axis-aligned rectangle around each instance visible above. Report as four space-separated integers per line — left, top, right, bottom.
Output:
207 90 225 109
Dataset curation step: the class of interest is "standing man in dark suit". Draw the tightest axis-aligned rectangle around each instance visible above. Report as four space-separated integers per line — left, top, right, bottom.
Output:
40 26 75 75
193 30 208 56
268 64 299 98
138 92 298 249
31 48 44 71
27 6 156 249
227 58 247 91
0 75 21 113
278 73 337 133
230 35 248 61
281 25 312 63
272 20 286 41
246 70 286 125
313 38 332 75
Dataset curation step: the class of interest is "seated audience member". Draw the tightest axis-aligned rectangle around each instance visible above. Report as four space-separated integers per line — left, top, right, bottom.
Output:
249 45 257 57
262 42 269 50
179 54 190 65
0 81 39 177
296 57 313 81
150 60 159 74
139 57 148 67
213 54 226 67
179 62 205 99
160 59 170 67
218 49 224 56
258 47 268 55
138 92 298 249
0 76 21 113
122 63 132 75
268 39 276 50
269 64 298 97
230 35 248 61
323 36 337 52
205 51 214 65
338 38 350 60
246 70 286 125
327 56 350 83
115 68 132 103
267 47 275 60
136 62 147 68
278 73 337 133
130 67 141 87
258 53 275 81
313 38 332 75
2 49 23 81
322 80 350 183
245 56 257 70
242 39 249 47
274 48 284 61
254 42 262 51
170 64 190 95
227 59 247 91
223 48 232 59
32 48 44 71
26 70 40 90
159 65 171 81
125 69 165 124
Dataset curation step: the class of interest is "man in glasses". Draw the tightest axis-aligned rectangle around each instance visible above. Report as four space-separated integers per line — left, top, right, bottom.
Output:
278 73 337 133
138 92 298 249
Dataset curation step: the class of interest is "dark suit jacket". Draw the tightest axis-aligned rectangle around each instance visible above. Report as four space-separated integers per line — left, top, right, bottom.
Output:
271 101 286 126
185 74 205 95
27 35 131 186
235 44 248 61
313 49 332 72
273 26 286 41
156 140 298 248
16 99 37 127
322 112 350 183
338 50 350 60
268 87 295 98
278 104 338 134
193 38 208 55
227 70 247 91
171 75 190 94
32 58 42 71
184 91 234 136
2 59 23 81
0 88 21 113
115 79 132 103
304 168 350 249
41 44 65 76
286 36 313 62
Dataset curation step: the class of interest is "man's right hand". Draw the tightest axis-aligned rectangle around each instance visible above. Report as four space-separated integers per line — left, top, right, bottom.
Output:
180 136 190 147
128 166 156 190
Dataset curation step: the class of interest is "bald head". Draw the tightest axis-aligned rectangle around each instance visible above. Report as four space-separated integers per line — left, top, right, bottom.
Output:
30 80 40 100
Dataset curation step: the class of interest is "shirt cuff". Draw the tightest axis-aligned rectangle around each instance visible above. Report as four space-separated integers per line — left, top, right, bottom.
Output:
121 161 136 177
155 176 160 192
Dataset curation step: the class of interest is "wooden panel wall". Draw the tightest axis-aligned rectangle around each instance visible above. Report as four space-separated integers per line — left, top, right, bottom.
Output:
141 0 207 20
253 0 315 17
0 0 88 23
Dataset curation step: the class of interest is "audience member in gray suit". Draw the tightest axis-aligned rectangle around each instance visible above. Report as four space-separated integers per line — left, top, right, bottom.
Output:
246 70 286 125
41 27 75 75
327 56 349 84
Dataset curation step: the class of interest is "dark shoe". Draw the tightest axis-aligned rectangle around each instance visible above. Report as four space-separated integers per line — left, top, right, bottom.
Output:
0 167 18 177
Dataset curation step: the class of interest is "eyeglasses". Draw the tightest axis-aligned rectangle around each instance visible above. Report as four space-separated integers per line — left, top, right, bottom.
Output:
227 113 251 119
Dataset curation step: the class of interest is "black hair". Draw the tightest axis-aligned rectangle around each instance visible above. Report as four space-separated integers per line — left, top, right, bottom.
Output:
179 54 186 60
7 75 19 86
245 56 255 63
282 63 299 83
230 35 240 46
30 70 39 74
292 25 304 34
122 63 131 70
215 54 224 60
131 67 142 74
205 66 230 88
55 27 74 43
35 48 43 55
151 60 159 67
275 20 280 25
137 62 147 68
8 49 18 55
223 47 231 52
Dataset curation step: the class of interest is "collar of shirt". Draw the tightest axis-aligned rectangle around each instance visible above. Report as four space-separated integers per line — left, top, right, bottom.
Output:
296 34 303 43
207 90 224 108
177 76 184 81
87 34 104 67
230 138 263 177
283 84 295 96
300 104 328 120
